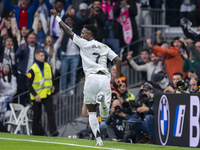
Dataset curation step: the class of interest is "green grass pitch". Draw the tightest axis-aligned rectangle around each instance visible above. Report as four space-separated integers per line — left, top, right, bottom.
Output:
0 132 197 150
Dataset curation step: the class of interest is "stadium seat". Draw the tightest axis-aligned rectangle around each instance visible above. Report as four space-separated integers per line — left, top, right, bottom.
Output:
4 103 31 135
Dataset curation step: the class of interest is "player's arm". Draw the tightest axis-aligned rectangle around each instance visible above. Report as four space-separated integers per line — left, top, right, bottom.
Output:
113 56 122 87
50 4 74 40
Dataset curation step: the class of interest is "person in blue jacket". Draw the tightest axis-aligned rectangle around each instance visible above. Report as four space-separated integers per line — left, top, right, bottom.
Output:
4 0 39 29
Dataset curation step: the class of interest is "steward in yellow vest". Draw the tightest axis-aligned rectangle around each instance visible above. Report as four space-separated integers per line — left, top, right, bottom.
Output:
29 62 52 100
26 49 58 136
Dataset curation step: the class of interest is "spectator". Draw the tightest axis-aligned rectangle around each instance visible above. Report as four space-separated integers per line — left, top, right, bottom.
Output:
87 0 107 41
60 15 81 94
43 0 72 41
128 83 155 144
0 27 11 45
15 33 47 106
113 0 139 55
182 41 200 73
62 5 82 31
127 49 151 81
0 36 18 76
4 0 39 29
0 64 17 122
135 0 151 39
138 49 151 64
26 49 58 136
11 11 39 46
76 3 90 28
146 38 187 82
186 38 194 48
127 52 162 81
101 0 116 38
43 32 64 75
37 0 49 19
105 99 137 141
189 77 199 93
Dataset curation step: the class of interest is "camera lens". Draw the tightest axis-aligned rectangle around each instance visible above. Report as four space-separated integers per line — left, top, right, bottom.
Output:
115 106 121 113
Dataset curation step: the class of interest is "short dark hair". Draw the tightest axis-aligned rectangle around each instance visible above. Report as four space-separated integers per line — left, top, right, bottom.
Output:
26 32 36 39
173 72 183 78
35 49 45 55
173 37 180 42
140 49 150 54
83 24 97 39
55 0 65 5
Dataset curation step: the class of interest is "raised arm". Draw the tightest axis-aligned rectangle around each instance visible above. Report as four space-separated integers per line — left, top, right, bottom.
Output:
113 56 122 87
50 4 74 39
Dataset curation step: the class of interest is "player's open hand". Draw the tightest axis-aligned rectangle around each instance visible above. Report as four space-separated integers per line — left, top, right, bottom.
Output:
50 4 57 18
115 78 122 88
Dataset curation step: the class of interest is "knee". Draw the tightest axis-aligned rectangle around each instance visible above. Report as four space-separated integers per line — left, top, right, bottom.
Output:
145 115 154 122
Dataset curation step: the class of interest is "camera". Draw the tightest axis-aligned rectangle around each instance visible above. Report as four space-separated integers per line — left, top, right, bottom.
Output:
140 93 154 100
129 100 141 109
115 105 122 113
176 80 188 92
114 101 132 115
111 92 118 101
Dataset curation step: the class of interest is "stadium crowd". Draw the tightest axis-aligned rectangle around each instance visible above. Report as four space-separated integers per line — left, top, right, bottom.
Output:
0 0 200 145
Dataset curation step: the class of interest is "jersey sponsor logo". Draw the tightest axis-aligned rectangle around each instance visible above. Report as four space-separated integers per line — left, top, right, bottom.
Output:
173 105 186 137
158 95 170 145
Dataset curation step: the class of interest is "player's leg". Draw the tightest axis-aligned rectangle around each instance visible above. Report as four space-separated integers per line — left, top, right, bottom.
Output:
97 75 111 119
84 74 103 146
86 104 103 146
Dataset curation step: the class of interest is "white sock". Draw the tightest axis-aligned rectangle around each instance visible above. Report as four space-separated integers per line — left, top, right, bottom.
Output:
88 112 101 139
99 101 110 119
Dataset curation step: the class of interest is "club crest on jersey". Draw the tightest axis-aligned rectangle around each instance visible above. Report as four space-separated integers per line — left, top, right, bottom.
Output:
158 95 170 145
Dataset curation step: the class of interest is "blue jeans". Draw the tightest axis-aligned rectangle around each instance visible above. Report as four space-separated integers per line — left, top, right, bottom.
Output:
61 54 80 90
129 115 154 138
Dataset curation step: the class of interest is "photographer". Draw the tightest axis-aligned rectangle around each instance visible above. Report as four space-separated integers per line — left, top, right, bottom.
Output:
111 77 135 104
189 77 199 93
127 83 155 144
105 99 137 142
164 72 187 93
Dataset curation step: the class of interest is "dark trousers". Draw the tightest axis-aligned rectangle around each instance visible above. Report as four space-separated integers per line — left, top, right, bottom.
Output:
31 95 57 135
15 74 28 106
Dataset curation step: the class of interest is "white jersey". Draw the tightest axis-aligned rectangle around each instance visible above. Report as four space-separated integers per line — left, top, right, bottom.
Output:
73 34 117 77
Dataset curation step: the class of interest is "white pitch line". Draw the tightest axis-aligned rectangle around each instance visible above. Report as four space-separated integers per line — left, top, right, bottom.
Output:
0 137 125 150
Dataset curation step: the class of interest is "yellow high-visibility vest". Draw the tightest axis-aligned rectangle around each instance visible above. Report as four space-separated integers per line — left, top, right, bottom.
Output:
30 62 52 100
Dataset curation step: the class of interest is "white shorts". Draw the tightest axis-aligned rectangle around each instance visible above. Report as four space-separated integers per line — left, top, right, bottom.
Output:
84 74 111 105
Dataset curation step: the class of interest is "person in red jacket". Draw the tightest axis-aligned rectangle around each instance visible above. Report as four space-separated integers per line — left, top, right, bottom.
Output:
146 38 187 82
